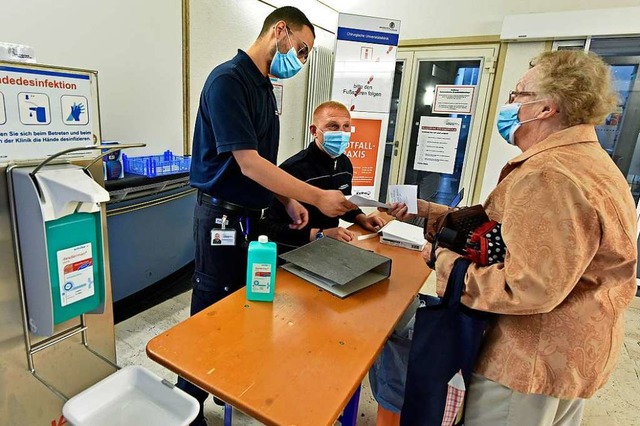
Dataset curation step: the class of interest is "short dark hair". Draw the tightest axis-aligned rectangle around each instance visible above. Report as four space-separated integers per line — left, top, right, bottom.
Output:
258 6 315 38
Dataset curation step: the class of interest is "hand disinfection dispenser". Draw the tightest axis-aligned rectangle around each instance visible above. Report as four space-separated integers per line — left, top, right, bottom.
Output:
9 164 110 336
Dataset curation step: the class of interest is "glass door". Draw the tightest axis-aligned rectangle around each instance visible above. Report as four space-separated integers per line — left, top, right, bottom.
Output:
589 37 640 204
588 37 640 288
379 52 412 202
390 45 498 206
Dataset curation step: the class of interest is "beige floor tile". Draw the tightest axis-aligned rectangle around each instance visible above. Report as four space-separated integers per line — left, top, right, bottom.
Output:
582 414 621 426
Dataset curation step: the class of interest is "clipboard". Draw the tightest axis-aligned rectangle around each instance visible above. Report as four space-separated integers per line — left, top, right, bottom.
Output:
279 237 392 298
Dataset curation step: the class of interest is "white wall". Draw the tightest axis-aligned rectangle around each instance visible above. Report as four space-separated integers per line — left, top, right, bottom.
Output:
189 0 338 164
478 42 547 201
321 0 640 39
1 0 183 156
5 1 635 164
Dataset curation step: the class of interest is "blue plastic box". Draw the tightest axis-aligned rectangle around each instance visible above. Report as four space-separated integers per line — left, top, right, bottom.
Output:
122 150 191 178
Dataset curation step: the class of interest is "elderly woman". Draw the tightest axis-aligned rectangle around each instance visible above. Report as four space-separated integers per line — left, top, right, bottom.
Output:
387 50 637 425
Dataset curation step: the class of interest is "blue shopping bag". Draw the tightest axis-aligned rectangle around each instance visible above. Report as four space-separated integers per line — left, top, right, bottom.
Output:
400 258 492 426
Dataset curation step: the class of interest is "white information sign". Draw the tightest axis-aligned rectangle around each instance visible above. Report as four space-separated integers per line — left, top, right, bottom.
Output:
331 14 400 114
414 116 462 174
0 63 96 162
433 85 476 115
57 243 95 307
331 13 401 198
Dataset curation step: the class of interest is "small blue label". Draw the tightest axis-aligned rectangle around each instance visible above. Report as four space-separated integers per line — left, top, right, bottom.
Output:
337 27 399 46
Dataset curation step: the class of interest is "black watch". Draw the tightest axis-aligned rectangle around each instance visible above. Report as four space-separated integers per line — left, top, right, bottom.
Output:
315 229 324 240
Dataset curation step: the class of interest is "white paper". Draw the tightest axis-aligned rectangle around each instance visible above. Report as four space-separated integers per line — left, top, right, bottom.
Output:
357 233 379 241
348 194 388 209
413 116 462 174
379 220 426 245
0 42 36 63
433 85 475 114
388 185 418 214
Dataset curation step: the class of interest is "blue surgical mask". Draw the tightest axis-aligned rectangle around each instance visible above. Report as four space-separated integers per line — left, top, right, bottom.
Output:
496 100 542 145
270 31 303 79
319 130 350 157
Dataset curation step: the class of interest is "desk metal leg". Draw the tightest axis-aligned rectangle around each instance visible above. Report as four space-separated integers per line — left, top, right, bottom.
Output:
340 385 361 426
224 403 233 426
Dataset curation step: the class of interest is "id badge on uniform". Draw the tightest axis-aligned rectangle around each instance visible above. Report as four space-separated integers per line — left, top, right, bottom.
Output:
211 228 236 246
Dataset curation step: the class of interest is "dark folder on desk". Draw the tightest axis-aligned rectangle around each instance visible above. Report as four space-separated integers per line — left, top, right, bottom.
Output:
279 237 392 298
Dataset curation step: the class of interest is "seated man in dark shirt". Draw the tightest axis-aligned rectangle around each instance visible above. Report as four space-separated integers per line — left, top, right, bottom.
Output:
263 100 385 253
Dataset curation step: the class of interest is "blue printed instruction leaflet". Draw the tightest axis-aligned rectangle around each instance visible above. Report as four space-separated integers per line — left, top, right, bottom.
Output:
0 64 95 162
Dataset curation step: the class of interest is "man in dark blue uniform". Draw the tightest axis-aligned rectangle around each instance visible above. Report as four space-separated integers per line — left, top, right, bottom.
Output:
179 7 355 425
263 101 386 253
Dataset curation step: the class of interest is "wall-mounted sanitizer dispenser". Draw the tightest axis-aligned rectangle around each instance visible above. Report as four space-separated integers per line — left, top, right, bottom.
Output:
10 164 110 336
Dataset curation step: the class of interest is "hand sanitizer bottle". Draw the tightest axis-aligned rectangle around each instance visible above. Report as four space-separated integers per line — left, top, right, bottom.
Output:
246 235 277 302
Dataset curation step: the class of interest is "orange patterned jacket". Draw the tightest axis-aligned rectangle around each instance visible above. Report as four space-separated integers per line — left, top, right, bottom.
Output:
434 124 637 399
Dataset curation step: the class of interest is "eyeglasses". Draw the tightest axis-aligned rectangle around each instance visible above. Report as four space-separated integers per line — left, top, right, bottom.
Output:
508 90 538 104
286 26 310 63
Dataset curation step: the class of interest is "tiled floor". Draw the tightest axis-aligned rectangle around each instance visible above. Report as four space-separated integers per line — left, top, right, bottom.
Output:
115 289 640 425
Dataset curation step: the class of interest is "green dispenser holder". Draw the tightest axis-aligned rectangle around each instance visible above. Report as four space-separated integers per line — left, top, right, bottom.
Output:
10 164 110 336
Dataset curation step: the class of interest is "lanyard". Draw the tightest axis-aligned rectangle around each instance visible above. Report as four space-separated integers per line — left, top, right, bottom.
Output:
239 216 250 244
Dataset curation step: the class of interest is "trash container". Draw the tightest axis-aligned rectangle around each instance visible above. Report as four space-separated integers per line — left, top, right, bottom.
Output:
63 365 198 426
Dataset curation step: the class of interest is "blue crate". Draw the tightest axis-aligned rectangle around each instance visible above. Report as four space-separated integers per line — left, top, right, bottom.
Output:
122 150 191 178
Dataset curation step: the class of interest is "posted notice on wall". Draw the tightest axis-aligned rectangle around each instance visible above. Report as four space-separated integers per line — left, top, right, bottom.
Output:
347 117 384 198
414 116 462 174
57 243 95 307
432 85 476 115
0 64 96 162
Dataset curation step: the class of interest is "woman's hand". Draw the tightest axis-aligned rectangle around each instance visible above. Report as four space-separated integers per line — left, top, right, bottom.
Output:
379 202 415 221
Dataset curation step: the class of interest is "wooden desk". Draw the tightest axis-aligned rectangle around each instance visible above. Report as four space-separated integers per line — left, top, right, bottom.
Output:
147 226 430 425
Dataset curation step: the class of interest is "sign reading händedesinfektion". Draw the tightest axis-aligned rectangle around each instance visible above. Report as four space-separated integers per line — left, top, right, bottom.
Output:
0 63 97 162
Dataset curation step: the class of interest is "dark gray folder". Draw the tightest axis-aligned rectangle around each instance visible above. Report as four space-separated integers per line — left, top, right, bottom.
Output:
279 237 392 298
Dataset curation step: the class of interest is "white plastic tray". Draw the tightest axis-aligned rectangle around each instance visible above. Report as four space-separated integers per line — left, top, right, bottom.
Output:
63 365 198 426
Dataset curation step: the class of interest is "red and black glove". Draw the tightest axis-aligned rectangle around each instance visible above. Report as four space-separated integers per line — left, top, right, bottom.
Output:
463 221 505 266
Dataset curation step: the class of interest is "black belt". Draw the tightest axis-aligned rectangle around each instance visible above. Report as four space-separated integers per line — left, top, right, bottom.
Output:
198 192 266 218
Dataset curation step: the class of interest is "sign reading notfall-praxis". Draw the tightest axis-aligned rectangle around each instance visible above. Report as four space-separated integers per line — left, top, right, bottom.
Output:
346 118 382 195
414 116 462 174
